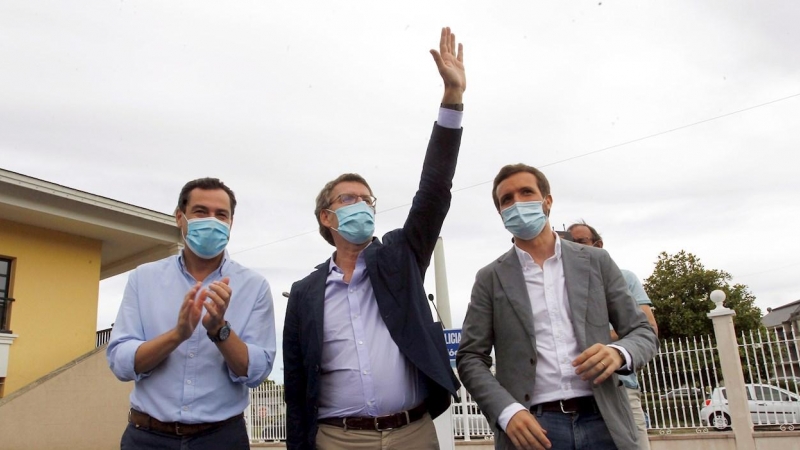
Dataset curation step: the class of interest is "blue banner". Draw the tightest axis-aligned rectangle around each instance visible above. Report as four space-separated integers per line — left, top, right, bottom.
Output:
443 328 461 361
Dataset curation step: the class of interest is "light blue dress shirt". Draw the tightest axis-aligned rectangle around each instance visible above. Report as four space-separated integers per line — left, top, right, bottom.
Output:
618 269 652 389
315 108 462 419
107 251 276 424
318 250 425 419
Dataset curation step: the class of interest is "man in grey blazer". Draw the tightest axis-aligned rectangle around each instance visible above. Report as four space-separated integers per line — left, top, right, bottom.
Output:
456 163 658 450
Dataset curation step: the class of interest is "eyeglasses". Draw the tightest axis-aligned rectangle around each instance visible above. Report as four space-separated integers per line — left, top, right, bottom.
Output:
330 193 377 208
573 237 594 245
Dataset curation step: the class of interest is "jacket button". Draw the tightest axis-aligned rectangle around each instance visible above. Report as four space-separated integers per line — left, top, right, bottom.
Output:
524 394 530 402
314 365 320 373
530 358 534 365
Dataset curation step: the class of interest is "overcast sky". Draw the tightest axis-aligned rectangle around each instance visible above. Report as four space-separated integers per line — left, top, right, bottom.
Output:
2 1 799 383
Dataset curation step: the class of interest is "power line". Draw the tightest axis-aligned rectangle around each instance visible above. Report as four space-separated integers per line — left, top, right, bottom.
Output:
735 262 800 279
234 91 800 253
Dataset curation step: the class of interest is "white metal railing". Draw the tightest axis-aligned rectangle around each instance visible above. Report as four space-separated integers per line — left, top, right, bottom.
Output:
452 385 493 441
245 326 800 442
246 382 287 442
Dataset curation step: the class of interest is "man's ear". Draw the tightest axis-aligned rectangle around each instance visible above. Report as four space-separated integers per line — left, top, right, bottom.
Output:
320 209 334 228
594 240 604 249
544 194 553 217
175 209 184 228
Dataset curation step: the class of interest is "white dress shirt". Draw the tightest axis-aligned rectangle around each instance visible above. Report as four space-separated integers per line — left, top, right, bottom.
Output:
497 235 631 431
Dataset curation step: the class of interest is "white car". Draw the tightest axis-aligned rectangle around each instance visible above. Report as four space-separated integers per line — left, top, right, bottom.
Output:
700 383 800 429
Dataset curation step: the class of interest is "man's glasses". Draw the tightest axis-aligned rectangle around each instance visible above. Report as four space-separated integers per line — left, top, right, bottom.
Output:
331 193 377 208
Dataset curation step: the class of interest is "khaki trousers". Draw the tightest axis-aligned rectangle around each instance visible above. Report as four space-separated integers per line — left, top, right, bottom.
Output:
626 388 651 450
316 412 439 450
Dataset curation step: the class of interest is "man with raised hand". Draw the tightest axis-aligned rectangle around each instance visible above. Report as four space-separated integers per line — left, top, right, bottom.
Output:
283 27 466 450
457 164 657 450
108 177 276 450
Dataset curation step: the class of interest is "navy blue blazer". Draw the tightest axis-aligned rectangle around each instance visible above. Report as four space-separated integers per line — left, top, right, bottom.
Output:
283 123 463 449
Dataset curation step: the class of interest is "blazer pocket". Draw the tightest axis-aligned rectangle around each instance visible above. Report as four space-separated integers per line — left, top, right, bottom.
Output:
586 286 610 326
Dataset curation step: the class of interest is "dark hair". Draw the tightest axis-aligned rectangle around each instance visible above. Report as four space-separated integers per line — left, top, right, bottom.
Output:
491 163 551 210
177 178 237 216
315 173 374 246
567 220 602 243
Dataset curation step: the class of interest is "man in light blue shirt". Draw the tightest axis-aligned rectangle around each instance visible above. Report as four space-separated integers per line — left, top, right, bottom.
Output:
569 221 658 450
107 177 276 449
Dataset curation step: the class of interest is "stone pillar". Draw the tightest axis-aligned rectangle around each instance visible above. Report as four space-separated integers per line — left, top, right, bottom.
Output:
707 290 755 450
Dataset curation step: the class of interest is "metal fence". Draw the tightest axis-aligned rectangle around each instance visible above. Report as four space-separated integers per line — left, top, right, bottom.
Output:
96 327 112 347
246 382 287 442
244 327 800 442
640 328 800 433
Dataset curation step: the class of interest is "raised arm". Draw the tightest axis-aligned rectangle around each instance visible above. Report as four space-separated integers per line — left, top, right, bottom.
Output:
399 27 466 273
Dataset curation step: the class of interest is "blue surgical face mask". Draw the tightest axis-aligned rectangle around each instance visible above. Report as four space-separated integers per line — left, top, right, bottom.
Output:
327 202 375 245
182 216 230 259
501 201 547 241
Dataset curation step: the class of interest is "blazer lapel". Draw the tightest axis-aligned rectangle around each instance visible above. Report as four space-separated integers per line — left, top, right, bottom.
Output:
561 240 591 349
309 260 330 353
495 247 536 338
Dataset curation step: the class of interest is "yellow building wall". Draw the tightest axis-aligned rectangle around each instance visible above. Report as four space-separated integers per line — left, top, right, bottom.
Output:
0 218 102 395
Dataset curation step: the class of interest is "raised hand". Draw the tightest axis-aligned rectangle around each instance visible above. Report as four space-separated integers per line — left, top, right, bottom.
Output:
201 277 232 335
430 27 466 103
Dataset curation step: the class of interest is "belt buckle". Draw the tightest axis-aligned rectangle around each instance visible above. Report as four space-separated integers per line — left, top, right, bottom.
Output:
374 417 393 432
559 400 577 414
175 423 185 436
374 410 410 431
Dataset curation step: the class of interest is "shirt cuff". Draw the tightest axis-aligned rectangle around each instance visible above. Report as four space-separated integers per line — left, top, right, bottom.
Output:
437 107 463 129
227 342 273 388
608 344 632 371
497 402 527 432
110 339 151 382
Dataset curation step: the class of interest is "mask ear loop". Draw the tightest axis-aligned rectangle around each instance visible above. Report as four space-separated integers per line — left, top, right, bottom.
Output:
178 213 190 246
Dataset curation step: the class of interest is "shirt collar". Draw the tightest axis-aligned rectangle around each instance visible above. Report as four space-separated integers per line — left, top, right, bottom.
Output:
177 248 229 278
328 242 371 275
513 231 562 269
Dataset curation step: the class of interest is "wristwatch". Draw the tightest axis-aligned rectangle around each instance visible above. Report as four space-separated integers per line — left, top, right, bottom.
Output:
440 103 464 111
208 321 231 343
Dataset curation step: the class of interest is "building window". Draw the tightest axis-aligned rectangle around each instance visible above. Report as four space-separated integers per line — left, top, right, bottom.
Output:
0 257 13 333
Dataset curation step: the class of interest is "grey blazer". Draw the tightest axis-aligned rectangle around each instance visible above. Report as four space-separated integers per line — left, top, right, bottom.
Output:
456 240 658 450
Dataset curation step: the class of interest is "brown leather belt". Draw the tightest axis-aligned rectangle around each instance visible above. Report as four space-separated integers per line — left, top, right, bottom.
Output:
318 403 427 431
128 409 243 436
531 396 598 415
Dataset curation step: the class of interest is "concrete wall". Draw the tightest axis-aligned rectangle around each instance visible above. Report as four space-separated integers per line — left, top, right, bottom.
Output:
0 218 102 395
0 346 132 450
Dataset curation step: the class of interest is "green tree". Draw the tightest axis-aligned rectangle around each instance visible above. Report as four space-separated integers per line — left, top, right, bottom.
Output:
643 251 763 340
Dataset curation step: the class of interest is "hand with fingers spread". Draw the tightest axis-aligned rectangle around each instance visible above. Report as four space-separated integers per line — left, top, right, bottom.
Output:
506 410 551 450
430 26 466 103
200 276 232 335
573 343 625 385
175 282 204 341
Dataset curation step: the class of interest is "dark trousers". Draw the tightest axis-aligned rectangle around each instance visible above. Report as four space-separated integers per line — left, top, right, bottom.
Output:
532 409 618 450
120 416 250 450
